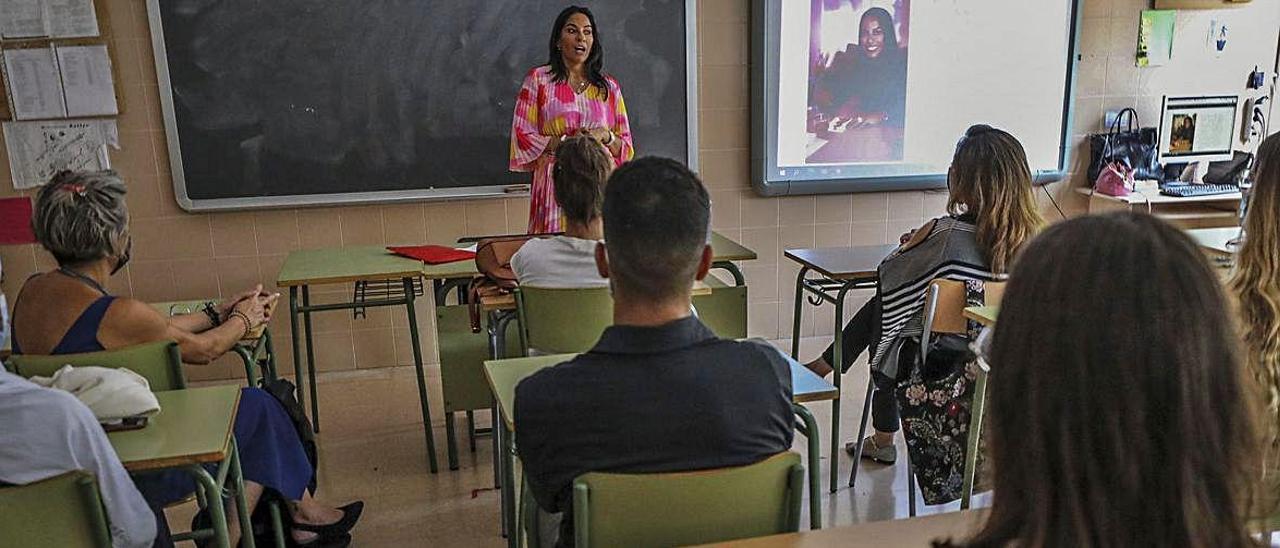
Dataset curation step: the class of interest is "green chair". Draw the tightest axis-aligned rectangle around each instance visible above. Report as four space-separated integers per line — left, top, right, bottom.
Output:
568 452 804 547
7 340 187 390
515 287 614 355
0 470 113 548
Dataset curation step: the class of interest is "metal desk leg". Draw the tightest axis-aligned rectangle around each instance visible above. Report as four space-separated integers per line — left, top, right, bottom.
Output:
829 282 852 493
467 410 478 452
233 346 258 387
301 286 320 433
791 267 810 359
446 412 460 471
848 379 875 489
187 466 231 548
492 404 501 489
712 261 746 286
500 413 518 548
229 438 257 548
792 404 823 530
403 277 440 473
261 330 279 383
288 288 305 421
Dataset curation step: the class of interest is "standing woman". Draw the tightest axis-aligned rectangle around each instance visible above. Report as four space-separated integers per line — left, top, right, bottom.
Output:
510 5 635 234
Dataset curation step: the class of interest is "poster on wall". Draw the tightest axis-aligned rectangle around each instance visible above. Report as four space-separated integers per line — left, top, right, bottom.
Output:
1136 10 1175 67
2 119 117 189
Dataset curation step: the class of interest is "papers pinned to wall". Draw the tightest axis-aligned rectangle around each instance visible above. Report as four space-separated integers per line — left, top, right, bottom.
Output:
1 44 117 120
2 118 117 189
0 0 99 40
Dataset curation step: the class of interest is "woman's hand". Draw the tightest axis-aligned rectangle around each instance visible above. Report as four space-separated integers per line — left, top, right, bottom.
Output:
216 285 265 320
230 292 269 332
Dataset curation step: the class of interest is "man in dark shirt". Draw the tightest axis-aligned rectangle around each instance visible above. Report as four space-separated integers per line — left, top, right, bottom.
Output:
515 157 796 547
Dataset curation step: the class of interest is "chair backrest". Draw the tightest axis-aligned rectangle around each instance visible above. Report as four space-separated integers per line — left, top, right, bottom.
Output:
0 470 113 548
7 340 186 390
516 286 614 355
921 279 1005 336
572 452 804 547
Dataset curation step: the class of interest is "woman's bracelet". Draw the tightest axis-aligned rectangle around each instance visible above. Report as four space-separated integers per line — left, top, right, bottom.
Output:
202 302 222 326
228 311 252 338
603 131 615 145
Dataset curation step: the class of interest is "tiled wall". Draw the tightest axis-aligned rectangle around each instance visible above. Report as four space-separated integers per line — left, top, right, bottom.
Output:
1 0 1276 382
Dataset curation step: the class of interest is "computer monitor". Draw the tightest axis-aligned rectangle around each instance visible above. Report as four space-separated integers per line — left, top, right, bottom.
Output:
1158 95 1238 165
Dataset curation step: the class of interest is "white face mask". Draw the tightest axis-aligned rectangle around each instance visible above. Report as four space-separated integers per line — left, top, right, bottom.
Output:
0 293 9 349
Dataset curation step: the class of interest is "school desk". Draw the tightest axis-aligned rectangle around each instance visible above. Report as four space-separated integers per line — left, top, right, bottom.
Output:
108 386 257 548
276 246 441 472
783 244 897 493
1186 226 1240 256
484 351 838 545
962 306 1000 327
698 508 988 547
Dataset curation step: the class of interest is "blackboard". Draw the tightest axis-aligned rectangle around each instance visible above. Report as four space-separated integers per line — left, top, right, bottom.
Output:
145 0 696 211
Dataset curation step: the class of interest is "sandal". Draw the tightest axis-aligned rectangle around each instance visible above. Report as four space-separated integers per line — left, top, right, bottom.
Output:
845 436 897 464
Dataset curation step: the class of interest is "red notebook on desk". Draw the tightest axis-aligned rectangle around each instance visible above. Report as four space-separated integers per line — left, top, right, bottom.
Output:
0 197 36 245
387 245 476 265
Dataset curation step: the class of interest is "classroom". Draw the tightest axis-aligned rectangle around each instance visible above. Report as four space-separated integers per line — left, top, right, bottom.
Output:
1 0 1279 546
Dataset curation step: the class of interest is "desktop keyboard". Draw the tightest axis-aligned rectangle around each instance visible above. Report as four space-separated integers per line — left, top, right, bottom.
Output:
1159 183 1238 198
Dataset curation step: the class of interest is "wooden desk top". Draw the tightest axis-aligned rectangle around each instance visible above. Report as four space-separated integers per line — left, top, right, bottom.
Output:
962 306 999 327
484 347 837 431
108 385 240 472
276 246 429 287
1074 183 1242 204
784 245 897 280
278 232 757 288
1186 227 1241 255
700 509 988 547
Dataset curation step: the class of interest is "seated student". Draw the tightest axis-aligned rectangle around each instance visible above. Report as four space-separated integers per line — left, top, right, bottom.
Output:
804 125 1042 501
512 135 612 288
10 171 361 547
0 257 158 548
1232 132 1280 452
515 157 796 547
945 212 1262 547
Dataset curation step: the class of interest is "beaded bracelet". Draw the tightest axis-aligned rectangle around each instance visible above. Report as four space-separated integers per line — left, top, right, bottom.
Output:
228 311 252 338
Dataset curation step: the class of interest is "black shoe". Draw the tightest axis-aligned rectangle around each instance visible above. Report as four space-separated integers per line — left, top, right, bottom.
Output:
290 501 364 540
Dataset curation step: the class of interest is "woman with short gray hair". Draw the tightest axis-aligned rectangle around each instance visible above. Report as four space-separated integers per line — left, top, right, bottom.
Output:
11 170 363 546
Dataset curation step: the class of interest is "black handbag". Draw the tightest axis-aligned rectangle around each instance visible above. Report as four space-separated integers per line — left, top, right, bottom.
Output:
1088 108 1161 184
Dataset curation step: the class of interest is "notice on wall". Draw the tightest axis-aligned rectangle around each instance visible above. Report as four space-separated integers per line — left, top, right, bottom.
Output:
2 118 118 189
0 0 98 39
2 47 68 120
56 44 117 116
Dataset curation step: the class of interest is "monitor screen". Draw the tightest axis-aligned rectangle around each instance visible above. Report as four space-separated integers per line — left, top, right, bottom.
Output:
1158 96 1238 164
752 0 1079 195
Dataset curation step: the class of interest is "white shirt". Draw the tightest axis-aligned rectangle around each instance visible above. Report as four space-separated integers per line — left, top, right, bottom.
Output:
511 236 609 289
0 370 156 548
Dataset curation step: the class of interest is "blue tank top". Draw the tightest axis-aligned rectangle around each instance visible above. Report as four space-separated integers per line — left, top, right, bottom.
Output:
11 296 116 355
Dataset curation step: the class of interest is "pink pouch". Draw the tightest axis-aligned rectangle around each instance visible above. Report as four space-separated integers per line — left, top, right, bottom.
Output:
1094 161 1134 197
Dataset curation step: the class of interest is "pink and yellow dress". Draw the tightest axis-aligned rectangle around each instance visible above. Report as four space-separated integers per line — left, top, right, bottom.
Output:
509 65 634 234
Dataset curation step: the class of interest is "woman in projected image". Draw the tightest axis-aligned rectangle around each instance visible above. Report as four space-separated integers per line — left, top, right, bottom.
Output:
808 6 908 163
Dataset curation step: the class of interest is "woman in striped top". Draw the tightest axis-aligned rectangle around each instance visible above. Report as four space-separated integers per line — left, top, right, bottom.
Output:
805 126 1042 496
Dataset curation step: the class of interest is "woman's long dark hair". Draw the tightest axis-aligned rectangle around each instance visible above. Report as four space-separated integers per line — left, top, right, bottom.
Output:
546 5 609 99
948 212 1264 548
860 7 899 52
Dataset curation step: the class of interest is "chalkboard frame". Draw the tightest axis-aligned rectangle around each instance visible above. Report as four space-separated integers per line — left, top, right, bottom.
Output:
145 0 700 212
750 0 1082 196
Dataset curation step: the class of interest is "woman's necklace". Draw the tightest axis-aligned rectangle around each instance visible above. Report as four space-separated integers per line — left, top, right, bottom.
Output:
569 75 589 93
58 267 109 296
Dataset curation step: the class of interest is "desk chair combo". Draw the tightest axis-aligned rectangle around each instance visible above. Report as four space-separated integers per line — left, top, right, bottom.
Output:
6 341 286 548
845 279 1002 515
519 452 804 548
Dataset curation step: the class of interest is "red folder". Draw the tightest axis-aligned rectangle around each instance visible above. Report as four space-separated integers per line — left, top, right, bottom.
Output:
0 197 35 245
387 245 476 265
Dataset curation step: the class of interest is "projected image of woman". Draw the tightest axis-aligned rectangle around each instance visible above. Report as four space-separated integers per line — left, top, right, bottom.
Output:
808 3 909 163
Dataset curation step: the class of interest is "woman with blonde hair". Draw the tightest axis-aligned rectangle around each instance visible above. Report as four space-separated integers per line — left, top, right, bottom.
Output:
804 124 1042 502
1233 132 1280 447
